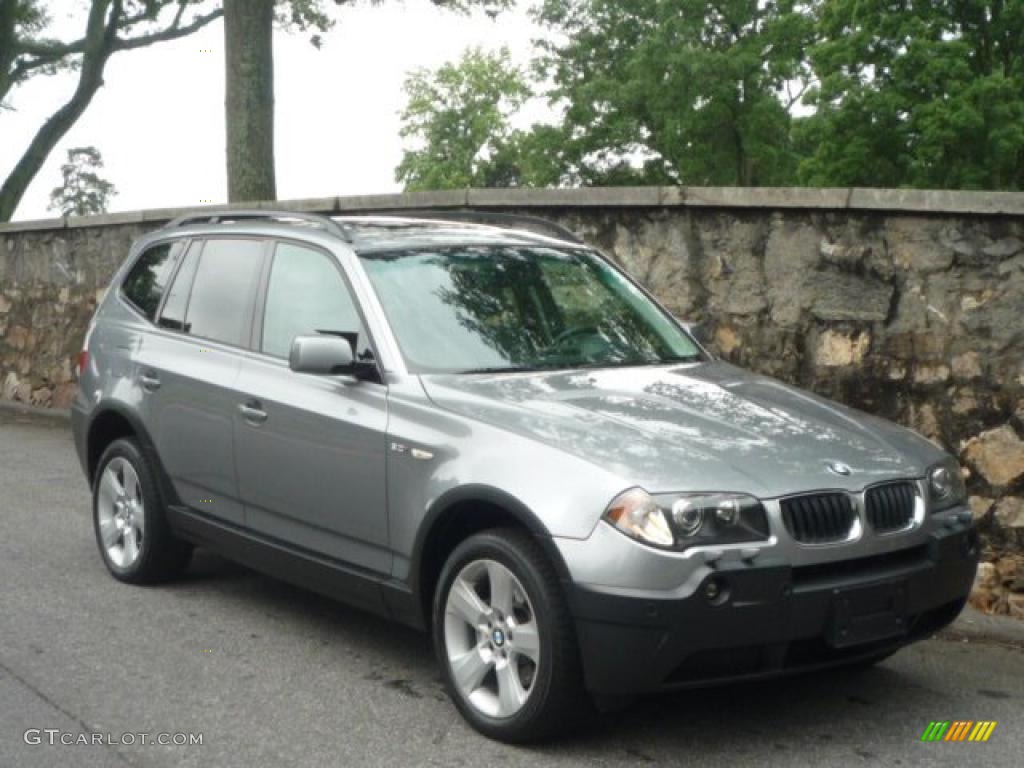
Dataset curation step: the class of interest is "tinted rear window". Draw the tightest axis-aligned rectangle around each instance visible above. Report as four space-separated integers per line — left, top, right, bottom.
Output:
157 241 202 332
183 239 263 346
121 241 182 320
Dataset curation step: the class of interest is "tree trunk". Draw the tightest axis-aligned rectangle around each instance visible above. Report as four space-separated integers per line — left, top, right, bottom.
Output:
224 0 276 203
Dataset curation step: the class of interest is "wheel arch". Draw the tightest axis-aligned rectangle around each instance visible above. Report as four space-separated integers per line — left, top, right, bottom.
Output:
411 484 572 629
86 403 179 507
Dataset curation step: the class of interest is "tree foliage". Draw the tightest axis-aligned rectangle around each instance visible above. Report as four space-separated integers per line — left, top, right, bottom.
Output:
396 47 534 190
48 146 117 216
798 0 1024 189
533 0 815 186
398 0 1024 191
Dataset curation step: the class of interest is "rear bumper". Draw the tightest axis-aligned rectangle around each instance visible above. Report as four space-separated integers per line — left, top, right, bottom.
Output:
567 523 979 695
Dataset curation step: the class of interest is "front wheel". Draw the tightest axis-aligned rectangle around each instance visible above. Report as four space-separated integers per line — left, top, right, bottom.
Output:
432 528 585 742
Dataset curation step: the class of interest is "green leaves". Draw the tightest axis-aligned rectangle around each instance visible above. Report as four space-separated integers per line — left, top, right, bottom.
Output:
533 0 815 186
396 47 535 190
400 0 1023 191
800 0 1024 189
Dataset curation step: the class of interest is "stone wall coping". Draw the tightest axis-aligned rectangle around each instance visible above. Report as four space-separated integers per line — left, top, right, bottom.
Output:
2 186 1022 235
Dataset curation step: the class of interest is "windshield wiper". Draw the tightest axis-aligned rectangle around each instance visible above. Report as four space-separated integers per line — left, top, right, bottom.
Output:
571 355 703 371
457 365 553 375
660 354 704 364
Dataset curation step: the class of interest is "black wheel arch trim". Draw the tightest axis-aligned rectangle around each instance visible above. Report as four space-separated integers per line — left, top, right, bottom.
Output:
408 484 573 620
85 401 181 508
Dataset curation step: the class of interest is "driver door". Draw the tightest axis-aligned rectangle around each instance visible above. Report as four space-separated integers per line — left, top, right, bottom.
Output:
233 241 390 574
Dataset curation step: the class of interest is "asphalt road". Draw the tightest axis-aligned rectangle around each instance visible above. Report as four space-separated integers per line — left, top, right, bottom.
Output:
1 408 1023 768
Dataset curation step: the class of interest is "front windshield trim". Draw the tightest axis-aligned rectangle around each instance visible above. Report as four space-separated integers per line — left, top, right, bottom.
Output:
357 244 708 375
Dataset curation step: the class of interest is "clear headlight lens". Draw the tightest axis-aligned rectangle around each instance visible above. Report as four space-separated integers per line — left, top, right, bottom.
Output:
927 457 966 512
603 489 770 550
603 488 675 548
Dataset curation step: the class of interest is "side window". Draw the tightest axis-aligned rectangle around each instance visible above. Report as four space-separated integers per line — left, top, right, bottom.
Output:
261 242 371 360
121 241 182 320
158 240 202 332
184 239 264 346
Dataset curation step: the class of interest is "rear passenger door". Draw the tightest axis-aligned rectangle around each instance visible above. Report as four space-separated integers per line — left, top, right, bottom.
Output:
233 240 390 574
136 237 267 525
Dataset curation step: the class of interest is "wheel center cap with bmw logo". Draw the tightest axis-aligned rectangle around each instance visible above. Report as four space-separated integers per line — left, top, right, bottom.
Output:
492 628 506 647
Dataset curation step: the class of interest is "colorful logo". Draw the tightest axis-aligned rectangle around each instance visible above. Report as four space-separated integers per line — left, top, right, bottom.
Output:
921 721 997 742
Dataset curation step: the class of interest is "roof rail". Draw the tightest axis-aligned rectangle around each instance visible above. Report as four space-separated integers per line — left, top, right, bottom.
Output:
383 209 584 244
163 209 351 241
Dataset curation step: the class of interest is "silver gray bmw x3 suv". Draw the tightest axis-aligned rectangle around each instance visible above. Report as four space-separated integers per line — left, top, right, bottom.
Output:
73 209 979 742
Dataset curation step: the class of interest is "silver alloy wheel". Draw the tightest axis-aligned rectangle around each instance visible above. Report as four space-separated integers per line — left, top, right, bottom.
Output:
444 559 541 719
96 457 146 569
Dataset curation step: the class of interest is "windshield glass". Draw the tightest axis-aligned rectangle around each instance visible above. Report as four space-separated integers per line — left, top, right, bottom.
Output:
359 245 702 374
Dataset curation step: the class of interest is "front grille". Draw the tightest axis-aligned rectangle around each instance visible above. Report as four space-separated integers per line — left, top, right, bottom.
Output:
865 481 916 532
781 492 856 544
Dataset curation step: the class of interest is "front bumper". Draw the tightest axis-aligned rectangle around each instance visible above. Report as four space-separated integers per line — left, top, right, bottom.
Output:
567 523 978 694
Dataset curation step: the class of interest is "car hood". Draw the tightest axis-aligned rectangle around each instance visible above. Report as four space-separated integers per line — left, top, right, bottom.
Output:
419 361 942 498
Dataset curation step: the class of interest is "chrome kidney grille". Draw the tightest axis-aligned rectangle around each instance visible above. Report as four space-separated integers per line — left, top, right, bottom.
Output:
865 481 916 532
780 492 857 544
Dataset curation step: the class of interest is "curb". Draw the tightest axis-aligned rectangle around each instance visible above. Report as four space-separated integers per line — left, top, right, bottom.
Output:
0 399 71 423
939 606 1024 649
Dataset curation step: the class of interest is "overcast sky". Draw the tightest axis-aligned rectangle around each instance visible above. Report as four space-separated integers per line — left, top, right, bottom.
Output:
1 1 546 222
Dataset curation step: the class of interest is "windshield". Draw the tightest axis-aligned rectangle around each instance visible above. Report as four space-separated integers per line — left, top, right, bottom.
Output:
358 245 703 374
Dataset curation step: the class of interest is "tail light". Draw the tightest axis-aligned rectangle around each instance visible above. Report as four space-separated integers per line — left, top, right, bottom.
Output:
76 350 89 378
76 321 95 379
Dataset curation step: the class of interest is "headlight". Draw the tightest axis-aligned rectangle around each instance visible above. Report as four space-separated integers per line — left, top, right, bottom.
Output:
603 488 674 548
927 458 966 512
603 489 770 550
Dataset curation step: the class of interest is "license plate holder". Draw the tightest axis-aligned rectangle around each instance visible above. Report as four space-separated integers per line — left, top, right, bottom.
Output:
828 580 909 648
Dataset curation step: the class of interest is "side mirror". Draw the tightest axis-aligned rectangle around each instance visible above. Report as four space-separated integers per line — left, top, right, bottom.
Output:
289 335 356 375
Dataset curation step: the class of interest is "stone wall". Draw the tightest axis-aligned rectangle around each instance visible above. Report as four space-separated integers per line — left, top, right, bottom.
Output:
2 187 1023 614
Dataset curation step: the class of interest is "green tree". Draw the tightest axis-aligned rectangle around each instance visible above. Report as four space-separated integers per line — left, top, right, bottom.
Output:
533 0 815 186
48 146 117 216
396 47 535 190
0 1 224 222
798 0 1024 189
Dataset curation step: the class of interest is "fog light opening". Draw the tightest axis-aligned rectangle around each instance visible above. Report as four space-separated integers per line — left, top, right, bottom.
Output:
703 577 729 606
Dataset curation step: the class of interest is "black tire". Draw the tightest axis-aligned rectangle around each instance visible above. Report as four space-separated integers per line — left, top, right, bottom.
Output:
92 438 192 584
432 528 586 743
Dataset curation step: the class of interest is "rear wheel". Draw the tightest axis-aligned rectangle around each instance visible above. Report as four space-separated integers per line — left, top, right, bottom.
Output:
93 438 192 583
433 528 585 742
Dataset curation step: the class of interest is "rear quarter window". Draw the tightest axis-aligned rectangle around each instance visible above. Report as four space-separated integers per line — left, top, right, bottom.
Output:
121 241 183 320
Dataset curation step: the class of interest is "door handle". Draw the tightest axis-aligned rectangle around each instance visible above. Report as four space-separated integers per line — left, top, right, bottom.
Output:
238 400 268 424
140 372 161 392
